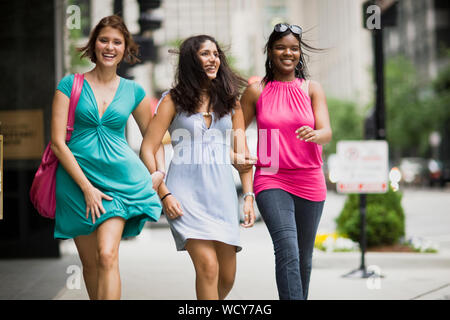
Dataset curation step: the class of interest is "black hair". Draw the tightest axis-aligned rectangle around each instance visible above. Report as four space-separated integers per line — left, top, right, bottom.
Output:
170 35 247 119
262 24 321 85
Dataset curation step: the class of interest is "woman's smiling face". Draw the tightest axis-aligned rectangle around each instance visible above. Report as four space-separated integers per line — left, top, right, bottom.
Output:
94 26 125 67
197 40 221 80
269 33 301 78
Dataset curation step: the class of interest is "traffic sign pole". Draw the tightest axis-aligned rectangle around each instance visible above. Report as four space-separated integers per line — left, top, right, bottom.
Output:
360 194 367 272
337 141 388 279
342 194 375 278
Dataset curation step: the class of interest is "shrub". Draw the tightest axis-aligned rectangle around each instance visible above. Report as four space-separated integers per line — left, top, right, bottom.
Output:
335 187 405 247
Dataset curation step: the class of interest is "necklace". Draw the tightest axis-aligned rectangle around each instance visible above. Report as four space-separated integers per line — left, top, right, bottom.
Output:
201 112 212 117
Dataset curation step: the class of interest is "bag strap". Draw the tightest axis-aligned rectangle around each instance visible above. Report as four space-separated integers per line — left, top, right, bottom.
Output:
66 73 84 141
154 89 170 115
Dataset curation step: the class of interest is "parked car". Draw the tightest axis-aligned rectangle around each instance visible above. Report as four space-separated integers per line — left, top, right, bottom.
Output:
441 161 450 187
399 157 428 186
427 159 442 187
429 159 450 188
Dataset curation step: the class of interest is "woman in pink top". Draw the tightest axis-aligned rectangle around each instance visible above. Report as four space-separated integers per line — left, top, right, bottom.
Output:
240 23 332 300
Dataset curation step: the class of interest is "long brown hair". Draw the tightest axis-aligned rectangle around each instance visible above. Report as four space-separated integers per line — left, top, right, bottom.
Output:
170 35 247 119
78 15 140 65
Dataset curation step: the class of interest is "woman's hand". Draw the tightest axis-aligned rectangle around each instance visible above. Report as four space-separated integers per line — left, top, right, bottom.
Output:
241 197 256 228
231 150 257 173
296 126 320 143
162 194 183 220
151 171 165 191
83 185 113 224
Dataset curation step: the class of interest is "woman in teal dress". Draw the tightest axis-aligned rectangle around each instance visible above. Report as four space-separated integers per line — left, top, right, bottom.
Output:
51 15 163 300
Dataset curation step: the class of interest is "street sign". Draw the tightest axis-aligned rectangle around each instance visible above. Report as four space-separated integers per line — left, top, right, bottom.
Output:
0 109 44 160
336 140 389 194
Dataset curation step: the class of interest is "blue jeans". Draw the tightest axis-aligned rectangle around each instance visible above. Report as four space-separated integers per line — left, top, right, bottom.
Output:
256 188 324 300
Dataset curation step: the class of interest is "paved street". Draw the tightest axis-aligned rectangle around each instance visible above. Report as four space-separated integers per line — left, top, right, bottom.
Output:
400 188 450 251
1 187 450 300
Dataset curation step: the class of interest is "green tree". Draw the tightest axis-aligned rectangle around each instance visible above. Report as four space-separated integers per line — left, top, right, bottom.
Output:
430 56 450 133
384 56 436 159
324 98 363 157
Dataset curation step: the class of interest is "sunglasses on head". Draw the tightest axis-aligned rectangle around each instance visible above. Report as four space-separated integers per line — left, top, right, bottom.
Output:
274 23 303 37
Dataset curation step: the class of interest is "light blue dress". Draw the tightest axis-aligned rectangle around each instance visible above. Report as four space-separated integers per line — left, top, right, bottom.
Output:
54 74 162 239
164 104 241 252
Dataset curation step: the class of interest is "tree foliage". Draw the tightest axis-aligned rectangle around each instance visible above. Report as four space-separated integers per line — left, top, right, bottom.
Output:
430 58 450 132
323 98 363 157
384 56 449 158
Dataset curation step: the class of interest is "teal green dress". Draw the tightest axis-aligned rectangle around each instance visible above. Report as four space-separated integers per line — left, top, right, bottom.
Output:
54 74 162 239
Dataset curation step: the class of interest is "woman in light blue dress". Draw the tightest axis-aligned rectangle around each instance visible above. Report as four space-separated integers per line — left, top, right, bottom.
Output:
51 16 163 300
140 35 256 300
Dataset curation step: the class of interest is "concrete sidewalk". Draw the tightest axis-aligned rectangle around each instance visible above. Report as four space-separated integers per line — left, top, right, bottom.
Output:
3 186 450 300
2 186 450 301
39 221 450 300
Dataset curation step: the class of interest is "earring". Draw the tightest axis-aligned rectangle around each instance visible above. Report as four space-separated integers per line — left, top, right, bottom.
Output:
296 60 304 71
269 60 272 69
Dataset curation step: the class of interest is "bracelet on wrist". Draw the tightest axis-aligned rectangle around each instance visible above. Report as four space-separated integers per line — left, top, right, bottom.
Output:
243 192 255 200
160 192 171 202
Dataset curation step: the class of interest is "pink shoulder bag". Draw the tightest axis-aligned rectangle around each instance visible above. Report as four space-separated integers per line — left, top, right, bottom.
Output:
30 73 84 219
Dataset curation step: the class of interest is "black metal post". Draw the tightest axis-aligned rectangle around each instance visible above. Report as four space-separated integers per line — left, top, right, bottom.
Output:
342 0 395 279
359 194 368 272
343 193 374 278
373 28 386 140
114 0 123 16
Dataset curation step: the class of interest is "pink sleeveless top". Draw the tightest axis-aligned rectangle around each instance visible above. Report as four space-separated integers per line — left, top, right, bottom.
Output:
253 78 326 202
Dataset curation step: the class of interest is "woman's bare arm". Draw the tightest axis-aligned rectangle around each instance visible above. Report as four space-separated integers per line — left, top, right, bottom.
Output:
232 101 255 228
296 80 332 145
140 94 183 218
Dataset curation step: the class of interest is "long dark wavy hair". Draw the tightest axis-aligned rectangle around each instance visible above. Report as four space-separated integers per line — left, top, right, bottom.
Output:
170 35 247 119
262 24 321 85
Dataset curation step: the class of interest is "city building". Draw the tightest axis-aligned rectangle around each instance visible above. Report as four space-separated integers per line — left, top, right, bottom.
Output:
154 0 375 106
383 0 450 82
289 0 374 106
